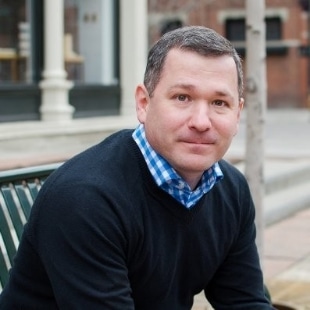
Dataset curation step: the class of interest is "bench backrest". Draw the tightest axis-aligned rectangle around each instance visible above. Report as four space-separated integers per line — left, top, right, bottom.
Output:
0 163 62 290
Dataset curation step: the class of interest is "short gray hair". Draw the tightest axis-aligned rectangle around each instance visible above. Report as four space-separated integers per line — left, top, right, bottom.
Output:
144 26 243 98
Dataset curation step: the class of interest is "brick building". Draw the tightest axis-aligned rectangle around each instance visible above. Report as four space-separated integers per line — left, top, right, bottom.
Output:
148 0 310 108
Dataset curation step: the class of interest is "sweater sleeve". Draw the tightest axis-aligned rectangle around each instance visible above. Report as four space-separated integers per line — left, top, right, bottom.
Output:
32 178 135 309
204 165 273 309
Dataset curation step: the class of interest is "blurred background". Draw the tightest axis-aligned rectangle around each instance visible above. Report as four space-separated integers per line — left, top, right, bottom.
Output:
0 0 309 122
0 1 310 309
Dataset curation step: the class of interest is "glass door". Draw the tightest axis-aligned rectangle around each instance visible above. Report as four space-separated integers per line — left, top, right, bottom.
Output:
0 0 32 83
64 0 118 85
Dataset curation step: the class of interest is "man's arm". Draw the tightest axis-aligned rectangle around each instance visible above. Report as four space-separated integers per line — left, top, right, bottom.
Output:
204 178 273 309
35 181 135 309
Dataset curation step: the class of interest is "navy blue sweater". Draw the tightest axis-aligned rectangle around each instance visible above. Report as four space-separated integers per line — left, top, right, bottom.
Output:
0 130 272 309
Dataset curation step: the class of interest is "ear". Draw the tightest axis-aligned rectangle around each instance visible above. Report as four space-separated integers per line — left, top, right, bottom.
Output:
237 97 244 120
135 84 150 124
234 97 244 136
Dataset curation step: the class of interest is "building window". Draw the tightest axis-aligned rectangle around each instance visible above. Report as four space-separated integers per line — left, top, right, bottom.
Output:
266 17 281 40
226 16 285 55
0 0 120 122
0 0 32 83
226 18 245 41
64 0 118 85
160 19 183 36
0 0 119 85
226 17 282 42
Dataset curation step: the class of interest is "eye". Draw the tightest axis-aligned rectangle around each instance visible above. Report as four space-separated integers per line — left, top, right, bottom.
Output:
176 94 190 102
212 100 226 107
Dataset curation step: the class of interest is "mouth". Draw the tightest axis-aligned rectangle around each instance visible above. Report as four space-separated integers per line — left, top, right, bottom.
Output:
182 138 216 145
180 140 216 154
188 141 214 145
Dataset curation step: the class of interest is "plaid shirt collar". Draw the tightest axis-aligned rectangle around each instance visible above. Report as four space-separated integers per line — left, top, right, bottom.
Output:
132 124 223 208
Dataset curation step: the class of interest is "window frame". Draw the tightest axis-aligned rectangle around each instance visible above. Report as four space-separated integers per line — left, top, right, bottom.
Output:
225 15 288 56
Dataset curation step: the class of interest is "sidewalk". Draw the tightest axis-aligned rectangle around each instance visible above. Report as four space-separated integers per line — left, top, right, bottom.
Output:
264 207 310 309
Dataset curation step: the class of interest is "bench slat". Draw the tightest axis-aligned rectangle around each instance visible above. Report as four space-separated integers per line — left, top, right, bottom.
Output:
0 197 17 267
15 183 34 220
28 181 43 200
0 163 62 289
1 186 25 241
0 246 9 290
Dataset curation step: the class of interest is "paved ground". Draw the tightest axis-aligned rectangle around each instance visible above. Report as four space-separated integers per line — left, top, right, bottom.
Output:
265 208 310 310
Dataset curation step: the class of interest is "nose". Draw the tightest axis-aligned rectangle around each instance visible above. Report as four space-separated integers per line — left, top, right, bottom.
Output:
188 103 212 131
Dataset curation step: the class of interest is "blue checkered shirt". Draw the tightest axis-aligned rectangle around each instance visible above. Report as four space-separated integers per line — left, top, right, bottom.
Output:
132 124 223 208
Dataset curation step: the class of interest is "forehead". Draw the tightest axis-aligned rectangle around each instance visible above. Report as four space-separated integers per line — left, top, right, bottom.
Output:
157 49 240 98
164 48 235 67
162 49 238 82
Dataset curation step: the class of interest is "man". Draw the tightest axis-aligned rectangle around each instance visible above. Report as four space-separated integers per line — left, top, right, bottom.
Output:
0 26 273 309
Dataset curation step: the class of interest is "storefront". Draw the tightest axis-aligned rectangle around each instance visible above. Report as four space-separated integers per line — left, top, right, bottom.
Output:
0 0 147 122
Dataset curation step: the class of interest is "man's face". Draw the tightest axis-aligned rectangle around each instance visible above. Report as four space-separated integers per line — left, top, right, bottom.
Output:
136 48 243 188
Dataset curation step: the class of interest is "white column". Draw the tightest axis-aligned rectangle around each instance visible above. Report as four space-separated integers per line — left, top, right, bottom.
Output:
120 0 148 116
39 0 74 122
102 0 116 84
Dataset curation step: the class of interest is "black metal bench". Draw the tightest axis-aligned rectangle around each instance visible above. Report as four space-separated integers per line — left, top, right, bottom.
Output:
0 163 62 290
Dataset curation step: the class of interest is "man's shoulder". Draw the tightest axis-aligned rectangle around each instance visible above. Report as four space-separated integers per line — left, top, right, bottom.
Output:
98 129 135 147
217 159 249 190
218 159 243 177
75 129 135 161
42 129 136 185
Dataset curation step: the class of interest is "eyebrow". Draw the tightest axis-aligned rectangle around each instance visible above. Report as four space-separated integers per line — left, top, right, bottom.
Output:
213 90 234 99
169 83 234 99
168 83 195 92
